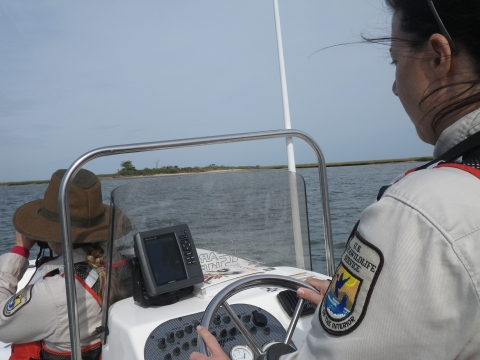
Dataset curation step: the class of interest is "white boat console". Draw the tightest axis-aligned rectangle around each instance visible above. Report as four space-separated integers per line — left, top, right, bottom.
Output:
104 267 328 360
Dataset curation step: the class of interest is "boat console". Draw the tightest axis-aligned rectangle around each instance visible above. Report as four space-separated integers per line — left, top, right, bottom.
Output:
104 265 324 360
143 303 292 360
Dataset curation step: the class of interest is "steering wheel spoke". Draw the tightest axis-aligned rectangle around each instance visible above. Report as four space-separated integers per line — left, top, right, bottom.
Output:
222 301 264 358
283 298 305 345
198 274 319 360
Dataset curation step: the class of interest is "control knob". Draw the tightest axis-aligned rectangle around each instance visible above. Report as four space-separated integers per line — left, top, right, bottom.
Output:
252 310 267 327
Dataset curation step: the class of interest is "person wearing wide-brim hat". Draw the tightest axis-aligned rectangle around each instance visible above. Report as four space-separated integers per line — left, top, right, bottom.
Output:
0 169 130 360
13 168 112 245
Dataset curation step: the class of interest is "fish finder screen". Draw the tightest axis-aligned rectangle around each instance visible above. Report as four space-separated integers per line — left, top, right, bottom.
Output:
145 233 187 286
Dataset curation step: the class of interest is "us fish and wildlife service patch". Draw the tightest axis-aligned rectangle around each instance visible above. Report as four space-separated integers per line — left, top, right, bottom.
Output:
3 285 33 317
320 232 383 335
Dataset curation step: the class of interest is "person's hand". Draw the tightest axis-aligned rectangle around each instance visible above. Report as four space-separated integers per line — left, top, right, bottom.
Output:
15 231 36 251
296 277 331 308
190 326 230 360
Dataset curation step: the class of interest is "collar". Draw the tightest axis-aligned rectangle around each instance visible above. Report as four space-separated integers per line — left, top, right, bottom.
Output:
39 248 87 278
433 108 480 159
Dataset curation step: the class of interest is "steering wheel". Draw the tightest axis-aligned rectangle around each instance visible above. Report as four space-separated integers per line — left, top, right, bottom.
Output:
198 274 319 360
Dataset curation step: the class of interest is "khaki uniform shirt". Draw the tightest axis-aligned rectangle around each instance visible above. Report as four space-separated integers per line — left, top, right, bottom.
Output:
283 109 480 359
0 248 102 353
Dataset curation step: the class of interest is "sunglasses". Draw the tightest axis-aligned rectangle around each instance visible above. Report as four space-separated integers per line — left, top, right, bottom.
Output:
426 0 458 55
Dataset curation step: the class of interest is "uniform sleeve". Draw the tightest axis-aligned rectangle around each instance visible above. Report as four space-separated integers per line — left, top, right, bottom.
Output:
0 267 59 344
0 253 29 302
283 193 480 359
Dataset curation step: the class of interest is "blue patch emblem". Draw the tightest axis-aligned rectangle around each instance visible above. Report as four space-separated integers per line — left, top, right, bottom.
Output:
320 232 383 335
3 285 33 317
325 266 361 319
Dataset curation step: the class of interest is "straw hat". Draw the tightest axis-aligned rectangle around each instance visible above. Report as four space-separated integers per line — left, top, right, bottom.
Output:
13 169 126 243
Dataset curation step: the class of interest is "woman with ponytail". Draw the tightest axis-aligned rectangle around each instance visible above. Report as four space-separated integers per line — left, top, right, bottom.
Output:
0 169 129 360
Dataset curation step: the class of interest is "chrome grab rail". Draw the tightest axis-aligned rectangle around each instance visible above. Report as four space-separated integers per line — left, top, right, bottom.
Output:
57 129 334 360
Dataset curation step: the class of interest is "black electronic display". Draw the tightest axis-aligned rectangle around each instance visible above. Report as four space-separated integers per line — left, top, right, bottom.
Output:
133 224 203 300
145 233 187 286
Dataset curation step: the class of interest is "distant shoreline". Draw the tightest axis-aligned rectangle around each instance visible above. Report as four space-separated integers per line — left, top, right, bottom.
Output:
0 156 432 186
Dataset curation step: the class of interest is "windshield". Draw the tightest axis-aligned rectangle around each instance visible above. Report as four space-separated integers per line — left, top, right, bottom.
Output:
104 169 312 305
105 170 311 309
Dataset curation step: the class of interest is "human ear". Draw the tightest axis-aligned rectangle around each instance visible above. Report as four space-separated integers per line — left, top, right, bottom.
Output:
428 33 452 78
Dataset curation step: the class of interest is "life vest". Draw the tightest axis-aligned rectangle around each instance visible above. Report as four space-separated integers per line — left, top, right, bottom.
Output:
9 263 102 360
110 257 132 298
39 342 102 360
434 144 480 179
376 132 480 200
346 133 480 241
9 342 102 360
9 341 41 360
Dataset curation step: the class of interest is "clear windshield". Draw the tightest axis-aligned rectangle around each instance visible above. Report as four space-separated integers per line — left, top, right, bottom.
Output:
100 169 314 339
105 169 312 303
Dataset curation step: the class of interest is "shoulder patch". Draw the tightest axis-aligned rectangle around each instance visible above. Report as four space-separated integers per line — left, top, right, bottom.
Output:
3 284 34 317
319 232 383 335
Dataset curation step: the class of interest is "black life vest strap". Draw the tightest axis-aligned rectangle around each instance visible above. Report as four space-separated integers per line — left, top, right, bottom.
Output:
348 220 360 241
376 131 480 200
417 130 480 170
376 185 391 201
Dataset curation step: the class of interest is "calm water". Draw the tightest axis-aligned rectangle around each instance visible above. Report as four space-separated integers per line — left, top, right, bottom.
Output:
0 162 422 274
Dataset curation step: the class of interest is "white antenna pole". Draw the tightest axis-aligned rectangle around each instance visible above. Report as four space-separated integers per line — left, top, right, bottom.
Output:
273 0 296 173
273 0 305 269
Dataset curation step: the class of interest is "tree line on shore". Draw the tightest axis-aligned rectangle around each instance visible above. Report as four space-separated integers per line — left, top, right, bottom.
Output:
115 160 262 176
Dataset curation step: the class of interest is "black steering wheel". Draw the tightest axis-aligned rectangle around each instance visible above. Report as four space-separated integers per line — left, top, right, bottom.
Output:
198 274 319 360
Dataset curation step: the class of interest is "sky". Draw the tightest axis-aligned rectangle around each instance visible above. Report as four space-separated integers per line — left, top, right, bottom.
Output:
0 1 433 182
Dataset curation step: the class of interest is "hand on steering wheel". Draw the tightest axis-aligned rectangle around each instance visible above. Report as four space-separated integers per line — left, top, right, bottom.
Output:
190 326 230 360
296 277 331 308
189 274 319 360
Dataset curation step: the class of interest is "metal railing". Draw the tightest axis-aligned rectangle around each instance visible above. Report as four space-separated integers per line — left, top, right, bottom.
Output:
57 129 334 360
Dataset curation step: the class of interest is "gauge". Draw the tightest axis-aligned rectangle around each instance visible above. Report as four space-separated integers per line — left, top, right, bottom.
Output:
230 345 254 360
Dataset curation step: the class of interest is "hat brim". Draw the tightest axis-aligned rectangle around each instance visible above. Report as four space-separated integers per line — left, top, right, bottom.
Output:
13 199 113 243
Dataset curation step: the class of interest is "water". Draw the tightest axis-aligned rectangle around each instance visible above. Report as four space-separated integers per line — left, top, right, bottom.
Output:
0 162 423 274
299 163 423 273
